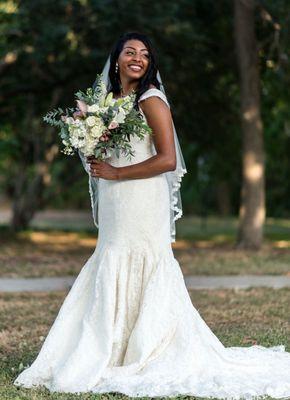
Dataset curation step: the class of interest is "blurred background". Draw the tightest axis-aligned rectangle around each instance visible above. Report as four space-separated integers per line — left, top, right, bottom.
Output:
1 0 290 252
1 4 290 394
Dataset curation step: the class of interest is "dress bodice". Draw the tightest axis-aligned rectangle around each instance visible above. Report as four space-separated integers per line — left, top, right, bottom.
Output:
107 88 169 168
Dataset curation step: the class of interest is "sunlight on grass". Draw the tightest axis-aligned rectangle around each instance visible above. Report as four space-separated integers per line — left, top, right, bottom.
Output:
1 214 290 278
272 240 290 249
22 231 97 249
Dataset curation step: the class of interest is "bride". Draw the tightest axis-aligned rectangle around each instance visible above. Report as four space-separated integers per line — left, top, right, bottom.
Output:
14 32 290 399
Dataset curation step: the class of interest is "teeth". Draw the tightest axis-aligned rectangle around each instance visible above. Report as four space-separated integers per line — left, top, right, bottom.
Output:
129 65 142 71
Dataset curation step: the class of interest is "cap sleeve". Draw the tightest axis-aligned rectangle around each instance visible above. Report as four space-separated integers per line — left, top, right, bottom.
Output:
138 88 170 108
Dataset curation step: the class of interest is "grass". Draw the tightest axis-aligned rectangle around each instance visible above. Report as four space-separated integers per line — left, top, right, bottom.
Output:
1 225 290 277
175 245 290 276
0 229 96 278
176 215 290 242
0 288 289 399
189 288 290 349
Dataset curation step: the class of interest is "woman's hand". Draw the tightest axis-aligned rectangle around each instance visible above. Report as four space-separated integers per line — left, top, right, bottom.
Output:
86 157 119 180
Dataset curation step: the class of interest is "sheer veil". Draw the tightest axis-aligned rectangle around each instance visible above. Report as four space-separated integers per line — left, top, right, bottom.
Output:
79 56 187 242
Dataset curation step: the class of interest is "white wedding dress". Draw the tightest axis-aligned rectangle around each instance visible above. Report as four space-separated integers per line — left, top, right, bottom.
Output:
14 89 290 399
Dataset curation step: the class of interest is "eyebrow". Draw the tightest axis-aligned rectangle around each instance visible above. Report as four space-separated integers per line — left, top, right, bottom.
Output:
124 46 149 52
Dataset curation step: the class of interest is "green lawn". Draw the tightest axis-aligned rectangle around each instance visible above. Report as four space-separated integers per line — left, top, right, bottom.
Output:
1 288 289 399
1 215 290 277
176 215 290 242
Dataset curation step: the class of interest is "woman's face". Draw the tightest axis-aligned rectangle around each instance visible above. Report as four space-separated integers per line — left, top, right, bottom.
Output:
117 39 150 81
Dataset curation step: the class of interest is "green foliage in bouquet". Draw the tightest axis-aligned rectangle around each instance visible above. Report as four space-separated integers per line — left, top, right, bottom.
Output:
43 74 152 161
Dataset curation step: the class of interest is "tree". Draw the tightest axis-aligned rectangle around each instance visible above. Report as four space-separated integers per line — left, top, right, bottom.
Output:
0 0 240 230
234 0 265 249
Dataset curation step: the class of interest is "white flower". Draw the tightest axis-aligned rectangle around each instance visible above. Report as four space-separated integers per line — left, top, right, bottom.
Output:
91 125 104 138
104 92 114 106
99 95 106 107
114 108 126 124
81 141 97 157
100 80 107 95
87 104 99 113
99 106 109 113
67 121 87 149
65 117 74 125
86 116 97 127
103 149 113 158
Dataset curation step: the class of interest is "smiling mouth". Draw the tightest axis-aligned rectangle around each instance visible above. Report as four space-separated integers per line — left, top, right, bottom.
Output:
128 65 142 72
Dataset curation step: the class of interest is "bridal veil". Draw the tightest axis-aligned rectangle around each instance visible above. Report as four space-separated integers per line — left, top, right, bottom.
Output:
79 56 187 242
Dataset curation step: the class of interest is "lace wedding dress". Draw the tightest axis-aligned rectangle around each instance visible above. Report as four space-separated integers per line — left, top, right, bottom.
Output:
14 89 290 399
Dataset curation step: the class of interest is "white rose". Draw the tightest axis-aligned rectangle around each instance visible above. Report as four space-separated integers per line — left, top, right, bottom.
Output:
86 116 97 127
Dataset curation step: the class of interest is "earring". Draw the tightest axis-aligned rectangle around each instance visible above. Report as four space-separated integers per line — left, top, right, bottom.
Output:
115 63 119 73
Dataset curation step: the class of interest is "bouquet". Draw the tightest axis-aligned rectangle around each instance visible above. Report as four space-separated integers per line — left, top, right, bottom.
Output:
43 75 152 160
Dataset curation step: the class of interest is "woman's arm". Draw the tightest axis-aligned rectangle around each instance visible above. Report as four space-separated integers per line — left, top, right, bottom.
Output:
87 96 176 180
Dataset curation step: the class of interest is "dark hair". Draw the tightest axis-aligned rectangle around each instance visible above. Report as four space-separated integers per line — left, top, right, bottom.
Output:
108 32 160 107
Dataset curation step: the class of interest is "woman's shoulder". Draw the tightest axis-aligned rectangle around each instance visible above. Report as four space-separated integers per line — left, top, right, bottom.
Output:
138 85 169 107
144 84 162 95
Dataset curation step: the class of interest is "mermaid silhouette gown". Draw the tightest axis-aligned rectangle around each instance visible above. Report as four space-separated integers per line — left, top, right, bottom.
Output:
14 88 290 398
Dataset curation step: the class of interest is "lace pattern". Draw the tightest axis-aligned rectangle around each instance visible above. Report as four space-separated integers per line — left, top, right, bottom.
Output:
138 88 187 242
13 90 290 399
14 244 290 398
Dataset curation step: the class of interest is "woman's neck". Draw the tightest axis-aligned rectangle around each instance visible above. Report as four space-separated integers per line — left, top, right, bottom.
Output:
119 78 138 97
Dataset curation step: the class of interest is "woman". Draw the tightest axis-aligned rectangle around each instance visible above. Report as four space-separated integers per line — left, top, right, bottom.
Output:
14 32 290 399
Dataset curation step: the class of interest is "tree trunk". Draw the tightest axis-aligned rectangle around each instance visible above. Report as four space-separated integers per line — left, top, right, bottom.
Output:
11 172 45 231
216 180 231 216
10 90 61 231
10 144 59 232
234 0 265 249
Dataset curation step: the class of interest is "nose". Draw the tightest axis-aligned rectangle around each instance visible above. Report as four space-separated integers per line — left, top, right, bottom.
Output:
132 52 141 63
